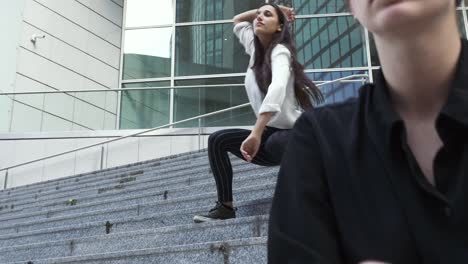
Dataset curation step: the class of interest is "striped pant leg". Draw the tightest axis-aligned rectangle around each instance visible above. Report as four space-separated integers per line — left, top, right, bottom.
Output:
208 129 251 203
208 128 282 203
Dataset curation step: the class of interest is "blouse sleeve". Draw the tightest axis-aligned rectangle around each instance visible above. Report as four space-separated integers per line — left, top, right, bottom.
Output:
233 21 255 56
258 45 292 114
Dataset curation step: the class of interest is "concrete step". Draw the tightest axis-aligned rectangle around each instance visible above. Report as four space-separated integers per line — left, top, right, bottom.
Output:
0 162 270 216
9 236 267 264
0 215 268 263
0 151 216 204
0 182 275 231
0 150 209 199
0 169 277 224
0 153 250 208
0 198 271 247
1 147 271 264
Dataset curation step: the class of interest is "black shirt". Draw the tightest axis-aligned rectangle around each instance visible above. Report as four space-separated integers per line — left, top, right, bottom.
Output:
268 40 468 264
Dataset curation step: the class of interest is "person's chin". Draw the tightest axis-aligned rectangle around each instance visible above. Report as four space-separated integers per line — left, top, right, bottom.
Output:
370 2 427 34
254 28 267 36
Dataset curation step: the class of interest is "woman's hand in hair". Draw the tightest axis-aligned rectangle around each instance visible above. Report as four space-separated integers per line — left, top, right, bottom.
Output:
278 5 295 23
240 133 261 162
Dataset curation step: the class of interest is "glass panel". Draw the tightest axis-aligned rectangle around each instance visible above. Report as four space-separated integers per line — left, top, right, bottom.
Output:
174 77 255 127
175 23 250 76
369 34 379 66
120 82 171 129
307 70 368 105
125 0 174 27
176 0 262 22
460 11 466 38
123 28 173 80
295 16 367 70
292 0 346 15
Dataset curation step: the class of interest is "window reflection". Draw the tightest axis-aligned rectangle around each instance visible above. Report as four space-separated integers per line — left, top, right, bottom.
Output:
176 0 262 22
123 28 173 80
292 0 346 15
307 70 367 105
174 77 255 127
295 16 366 69
120 82 171 129
175 24 250 76
126 0 174 27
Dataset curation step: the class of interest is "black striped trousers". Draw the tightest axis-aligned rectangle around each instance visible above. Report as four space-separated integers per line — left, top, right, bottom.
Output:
208 127 290 203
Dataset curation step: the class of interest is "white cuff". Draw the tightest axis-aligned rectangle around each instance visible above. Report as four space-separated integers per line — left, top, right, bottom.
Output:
259 103 281 114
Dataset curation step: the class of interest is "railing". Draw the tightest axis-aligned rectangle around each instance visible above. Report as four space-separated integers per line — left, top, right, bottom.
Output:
0 74 368 189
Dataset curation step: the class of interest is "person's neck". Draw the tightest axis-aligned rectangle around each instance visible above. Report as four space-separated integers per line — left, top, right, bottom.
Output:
257 34 273 49
375 18 461 122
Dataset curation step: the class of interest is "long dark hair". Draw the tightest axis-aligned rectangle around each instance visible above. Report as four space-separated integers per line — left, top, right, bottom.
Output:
251 3 323 109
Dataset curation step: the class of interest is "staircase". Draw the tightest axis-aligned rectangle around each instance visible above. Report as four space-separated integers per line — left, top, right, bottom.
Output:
0 150 278 263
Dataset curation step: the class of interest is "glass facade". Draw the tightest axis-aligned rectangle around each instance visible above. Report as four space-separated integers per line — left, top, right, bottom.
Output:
120 0 468 129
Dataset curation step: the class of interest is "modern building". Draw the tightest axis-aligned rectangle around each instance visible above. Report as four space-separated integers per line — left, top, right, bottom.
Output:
1 0 467 189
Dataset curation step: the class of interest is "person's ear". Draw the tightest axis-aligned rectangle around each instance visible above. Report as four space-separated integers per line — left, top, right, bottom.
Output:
277 24 283 32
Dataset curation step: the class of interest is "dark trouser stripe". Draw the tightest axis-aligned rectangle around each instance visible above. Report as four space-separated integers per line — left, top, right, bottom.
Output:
208 127 289 202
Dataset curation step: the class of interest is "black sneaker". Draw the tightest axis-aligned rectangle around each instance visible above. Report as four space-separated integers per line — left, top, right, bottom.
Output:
193 202 236 223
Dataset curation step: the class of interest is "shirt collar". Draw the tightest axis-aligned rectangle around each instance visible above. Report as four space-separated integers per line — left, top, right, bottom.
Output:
370 38 468 140
440 39 468 127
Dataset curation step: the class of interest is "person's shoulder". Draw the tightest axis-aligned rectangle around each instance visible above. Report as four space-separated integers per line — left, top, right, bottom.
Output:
304 98 358 122
299 84 373 131
272 44 291 57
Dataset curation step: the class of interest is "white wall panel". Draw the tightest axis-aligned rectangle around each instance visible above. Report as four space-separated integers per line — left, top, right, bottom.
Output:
0 140 16 169
10 102 42 132
170 135 199 155
73 100 106 130
17 48 109 94
138 136 171 162
42 113 73 131
35 0 121 47
74 138 107 175
104 112 117 130
20 23 119 88
76 0 123 26
0 96 13 132
43 93 75 121
15 74 49 109
42 138 76 180
6 138 46 187
7 162 44 188
0 171 6 190
23 0 121 68
106 137 139 168
0 0 26 95
111 0 124 8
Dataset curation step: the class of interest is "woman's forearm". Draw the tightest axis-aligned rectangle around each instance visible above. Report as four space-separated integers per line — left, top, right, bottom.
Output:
233 9 257 25
252 112 274 137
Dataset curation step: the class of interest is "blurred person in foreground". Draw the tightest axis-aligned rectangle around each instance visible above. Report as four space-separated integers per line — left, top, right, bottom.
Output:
268 0 468 263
